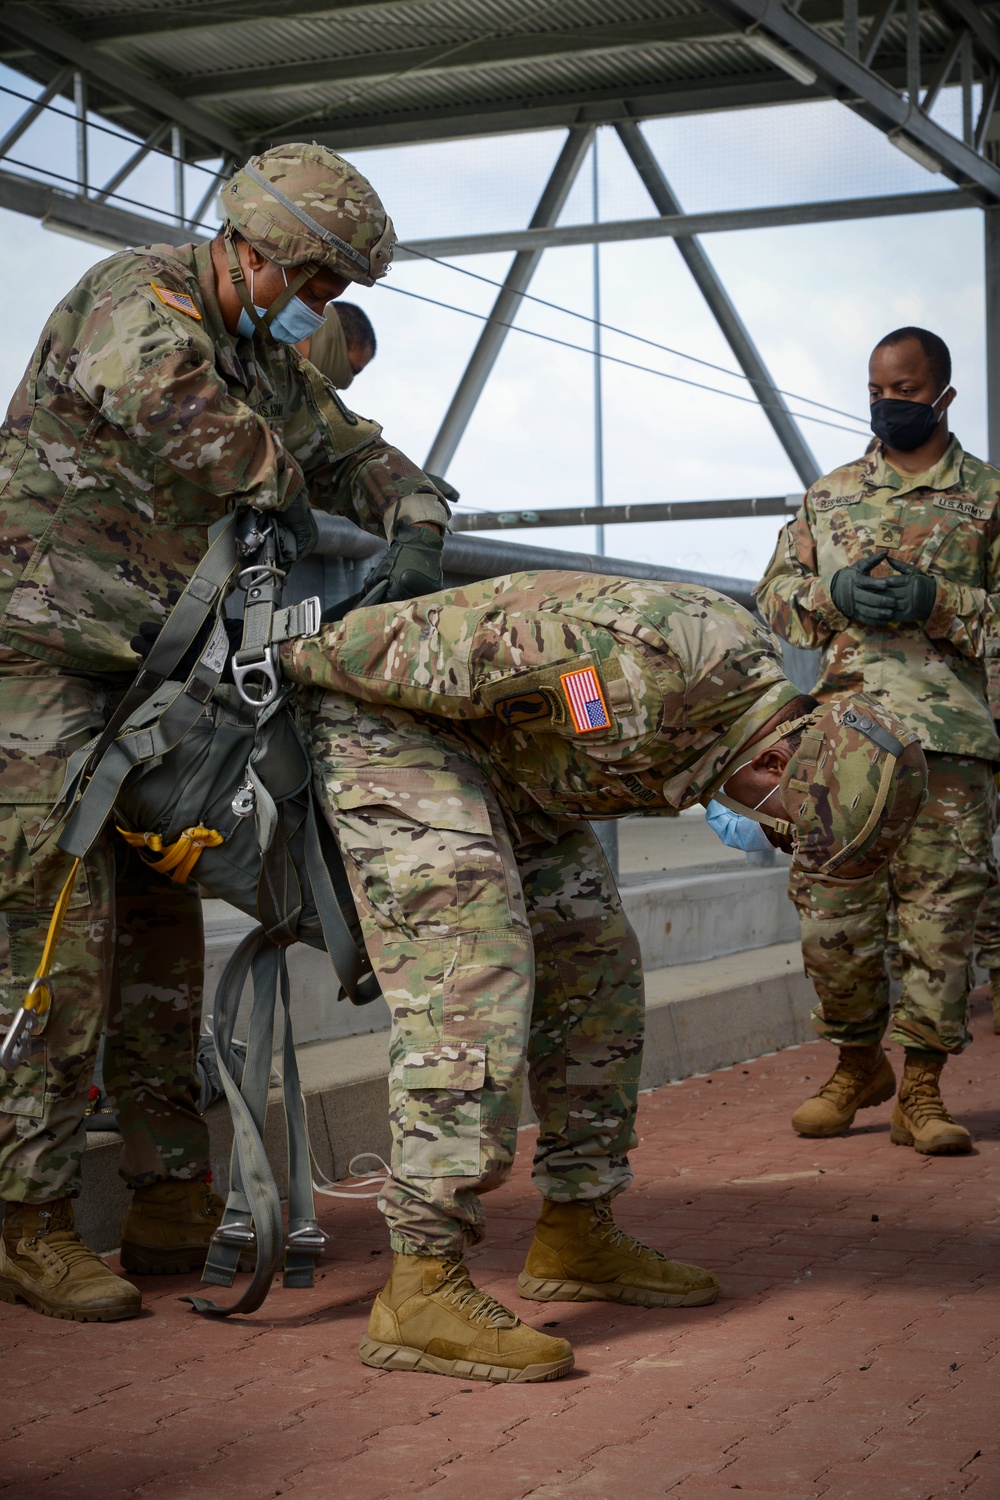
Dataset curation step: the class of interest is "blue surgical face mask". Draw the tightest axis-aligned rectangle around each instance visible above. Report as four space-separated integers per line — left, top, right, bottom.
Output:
705 799 774 854
236 265 328 344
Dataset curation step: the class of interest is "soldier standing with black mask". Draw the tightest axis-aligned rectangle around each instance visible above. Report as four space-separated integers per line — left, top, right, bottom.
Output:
757 327 1000 1154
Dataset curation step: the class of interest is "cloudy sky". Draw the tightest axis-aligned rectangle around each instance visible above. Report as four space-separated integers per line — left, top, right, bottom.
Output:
0 65 986 587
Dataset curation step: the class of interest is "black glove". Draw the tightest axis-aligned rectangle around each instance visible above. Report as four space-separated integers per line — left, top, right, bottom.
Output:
360 522 444 605
130 616 243 682
882 556 937 623
830 550 896 626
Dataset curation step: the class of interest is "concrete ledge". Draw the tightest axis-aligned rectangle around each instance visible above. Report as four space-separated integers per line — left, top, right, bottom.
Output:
79 941 814 1252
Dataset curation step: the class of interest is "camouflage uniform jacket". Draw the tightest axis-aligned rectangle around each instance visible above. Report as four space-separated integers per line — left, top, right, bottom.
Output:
283 572 800 830
0 239 448 678
755 437 1000 760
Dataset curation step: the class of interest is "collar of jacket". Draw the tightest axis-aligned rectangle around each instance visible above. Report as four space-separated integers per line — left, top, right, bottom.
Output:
863 434 966 498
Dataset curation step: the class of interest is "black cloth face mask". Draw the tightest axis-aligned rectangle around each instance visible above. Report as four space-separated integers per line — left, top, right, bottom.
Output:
869 387 949 452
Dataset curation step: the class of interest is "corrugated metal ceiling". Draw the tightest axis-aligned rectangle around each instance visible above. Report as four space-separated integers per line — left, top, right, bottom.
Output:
0 1 980 156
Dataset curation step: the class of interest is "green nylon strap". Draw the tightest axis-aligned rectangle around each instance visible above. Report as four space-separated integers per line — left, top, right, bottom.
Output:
57 512 243 859
184 929 285 1316
304 796 366 1001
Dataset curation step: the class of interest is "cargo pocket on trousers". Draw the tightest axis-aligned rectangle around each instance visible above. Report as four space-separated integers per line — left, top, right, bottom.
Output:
328 770 510 936
397 1046 487 1178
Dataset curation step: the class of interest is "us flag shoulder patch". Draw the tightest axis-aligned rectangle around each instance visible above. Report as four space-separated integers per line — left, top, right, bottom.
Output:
150 283 202 320
560 666 611 733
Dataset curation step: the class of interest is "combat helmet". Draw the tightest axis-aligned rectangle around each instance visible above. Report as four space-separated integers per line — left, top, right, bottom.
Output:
219 143 395 335
716 694 926 881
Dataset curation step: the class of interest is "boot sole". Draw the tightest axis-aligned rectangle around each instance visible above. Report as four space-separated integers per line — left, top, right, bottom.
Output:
791 1071 897 1138
0 1275 140 1323
889 1122 973 1155
357 1336 573 1383
516 1270 719 1308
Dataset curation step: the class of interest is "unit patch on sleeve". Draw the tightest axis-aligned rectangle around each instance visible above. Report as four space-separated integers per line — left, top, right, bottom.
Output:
560 666 611 733
150 284 202 320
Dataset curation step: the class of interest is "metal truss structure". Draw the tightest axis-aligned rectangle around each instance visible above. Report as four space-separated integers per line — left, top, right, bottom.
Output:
0 0 999 494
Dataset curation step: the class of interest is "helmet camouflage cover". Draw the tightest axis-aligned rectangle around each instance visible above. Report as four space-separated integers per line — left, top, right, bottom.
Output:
778 695 926 880
220 142 395 286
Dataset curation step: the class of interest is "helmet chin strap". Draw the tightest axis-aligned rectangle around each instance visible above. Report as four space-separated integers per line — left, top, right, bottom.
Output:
223 224 316 338
706 713 814 839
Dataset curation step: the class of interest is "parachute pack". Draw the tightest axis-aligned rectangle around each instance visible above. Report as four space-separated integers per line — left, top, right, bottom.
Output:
0 505 378 1316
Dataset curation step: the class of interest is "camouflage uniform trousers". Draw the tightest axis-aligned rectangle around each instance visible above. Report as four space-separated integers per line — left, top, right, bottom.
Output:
0 654 210 1203
299 691 644 1259
972 798 1000 972
789 752 997 1055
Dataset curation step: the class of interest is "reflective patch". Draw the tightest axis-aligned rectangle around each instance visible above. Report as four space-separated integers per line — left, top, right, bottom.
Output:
150 284 202 320
560 667 610 734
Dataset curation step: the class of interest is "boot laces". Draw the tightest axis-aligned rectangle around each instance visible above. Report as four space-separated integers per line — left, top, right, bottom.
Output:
29 1211 104 1270
437 1262 518 1328
902 1070 956 1127
817 1051 880 1105
592 1202 668 1262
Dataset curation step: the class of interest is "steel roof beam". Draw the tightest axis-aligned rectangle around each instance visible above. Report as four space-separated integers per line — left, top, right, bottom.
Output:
0 167 206 250
0 63 72 160
0 2 246 159
396 186 975 260
929 0 1000 71
424 126 594 477
616 119 818 488
291 55 939 152
702 0 1000 201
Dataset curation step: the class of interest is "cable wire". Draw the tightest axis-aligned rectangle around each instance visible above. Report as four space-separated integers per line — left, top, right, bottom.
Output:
378 280 871 436
0 81 224 178
401 243 868 424
0 78 869 425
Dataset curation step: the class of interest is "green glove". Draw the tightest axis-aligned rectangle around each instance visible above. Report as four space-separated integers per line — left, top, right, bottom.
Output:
361 522 444 604
883 556 937 622
830 550 896 626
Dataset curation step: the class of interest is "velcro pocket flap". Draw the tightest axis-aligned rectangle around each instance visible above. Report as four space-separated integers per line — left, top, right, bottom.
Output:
327 768 493 837
399 1045 487 1092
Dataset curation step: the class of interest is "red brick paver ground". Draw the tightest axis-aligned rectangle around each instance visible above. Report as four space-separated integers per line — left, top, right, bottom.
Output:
2 993 998 1500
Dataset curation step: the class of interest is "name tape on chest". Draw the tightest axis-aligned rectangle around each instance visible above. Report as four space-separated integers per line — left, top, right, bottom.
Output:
150 284 202 320
560 667 611 734
933 494 987 521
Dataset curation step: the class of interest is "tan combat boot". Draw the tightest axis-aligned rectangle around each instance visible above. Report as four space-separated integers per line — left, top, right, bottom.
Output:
791 1045 896 1137
890 1051 972 1155
0 1199 141 1322
120 1177 224 1275
359 1252 574 1383
989 971 1000 1036
517 1197 719 1308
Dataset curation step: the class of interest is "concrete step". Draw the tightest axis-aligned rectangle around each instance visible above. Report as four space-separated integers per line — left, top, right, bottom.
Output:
203 858 799 1050
78 939 815 1252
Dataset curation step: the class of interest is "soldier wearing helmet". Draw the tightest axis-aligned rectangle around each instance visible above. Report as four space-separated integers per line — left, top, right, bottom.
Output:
0 144 448 1324
273 571 925 1384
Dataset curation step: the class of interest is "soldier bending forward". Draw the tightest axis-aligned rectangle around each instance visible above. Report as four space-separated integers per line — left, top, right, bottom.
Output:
280 570 925 1383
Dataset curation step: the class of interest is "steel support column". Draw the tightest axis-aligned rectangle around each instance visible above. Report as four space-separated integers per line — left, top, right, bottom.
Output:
985 208 1000 466
424 125 594 475
616 119 820 488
